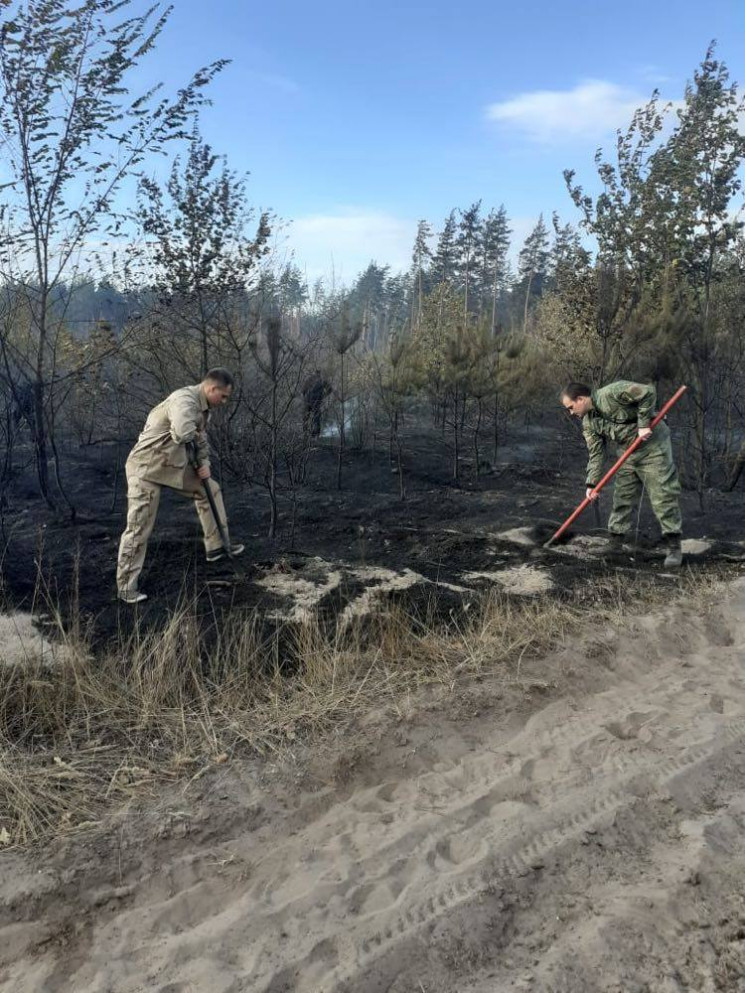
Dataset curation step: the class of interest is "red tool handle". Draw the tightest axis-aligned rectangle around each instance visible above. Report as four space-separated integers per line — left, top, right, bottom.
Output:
545 385 688 547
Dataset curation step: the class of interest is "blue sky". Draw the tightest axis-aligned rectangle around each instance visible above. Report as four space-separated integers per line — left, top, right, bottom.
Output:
136 0 743 283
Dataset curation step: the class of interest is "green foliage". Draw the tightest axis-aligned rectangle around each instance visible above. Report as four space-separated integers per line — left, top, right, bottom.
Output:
136 128 272 379
0 0 224 505
517 214 550 332
139 131 271 300
561 44 745 494
0 1 225 273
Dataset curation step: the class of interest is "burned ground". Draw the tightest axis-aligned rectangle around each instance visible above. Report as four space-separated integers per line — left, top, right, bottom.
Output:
1 416 743 653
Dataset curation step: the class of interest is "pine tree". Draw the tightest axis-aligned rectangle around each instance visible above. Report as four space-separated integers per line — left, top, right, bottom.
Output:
455 201 482 320
480 206 511 331
409 220 433 330
549 214 590 292
517 215 550 333
433 211 458 286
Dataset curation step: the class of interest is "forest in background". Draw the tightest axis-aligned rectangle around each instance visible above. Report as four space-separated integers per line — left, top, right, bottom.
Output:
1 1 745 534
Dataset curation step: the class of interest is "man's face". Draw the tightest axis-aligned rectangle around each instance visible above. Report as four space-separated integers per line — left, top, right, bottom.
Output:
205 382 233 407
562 394 592 418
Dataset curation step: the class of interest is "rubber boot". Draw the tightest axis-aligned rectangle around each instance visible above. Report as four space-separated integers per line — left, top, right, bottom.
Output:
663 534 683 568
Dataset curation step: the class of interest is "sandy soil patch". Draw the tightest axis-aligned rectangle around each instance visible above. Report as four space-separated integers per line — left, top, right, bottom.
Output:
462 564 554 595
255 558 343 622
552 534 612 560
0 613 70 668
339 566 426 626
4 582 745 992
492 526 537 547
682 538 712 555
257 559 454 627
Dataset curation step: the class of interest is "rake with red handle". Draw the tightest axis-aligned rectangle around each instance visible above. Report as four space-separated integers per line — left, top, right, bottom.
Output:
544 385 688 548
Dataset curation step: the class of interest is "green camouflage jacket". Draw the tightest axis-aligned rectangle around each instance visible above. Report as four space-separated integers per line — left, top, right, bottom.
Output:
582 380 658 486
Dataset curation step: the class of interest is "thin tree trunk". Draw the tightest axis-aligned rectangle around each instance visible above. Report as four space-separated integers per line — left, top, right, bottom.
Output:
522 271 534 335
493 394 500 462
726 438 745 491
269 379 278 537
33 377 54 509
452 389 460 482
464 263 469 324
395 428 405 500
473 397 482 474
695 393 707 512
48 426 76 522
337 351 345 490
109 440 122 514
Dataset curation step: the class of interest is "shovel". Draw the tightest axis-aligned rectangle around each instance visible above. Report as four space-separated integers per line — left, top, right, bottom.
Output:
187 441 238 569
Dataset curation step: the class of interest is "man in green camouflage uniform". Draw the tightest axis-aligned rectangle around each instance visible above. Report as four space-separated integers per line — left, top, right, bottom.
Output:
561 380 683 567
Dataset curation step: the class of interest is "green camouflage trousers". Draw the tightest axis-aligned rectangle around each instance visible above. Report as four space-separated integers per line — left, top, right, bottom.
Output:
608 431 682 537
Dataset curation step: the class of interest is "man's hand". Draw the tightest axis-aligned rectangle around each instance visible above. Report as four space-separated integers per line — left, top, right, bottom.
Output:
197 465 211 480
586 486 599 501
638 427 652 441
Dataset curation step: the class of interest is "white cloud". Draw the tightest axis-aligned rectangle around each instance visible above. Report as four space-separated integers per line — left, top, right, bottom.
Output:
287 210 415 285
252 71 301 94
637 65 675 86
486 79 651 143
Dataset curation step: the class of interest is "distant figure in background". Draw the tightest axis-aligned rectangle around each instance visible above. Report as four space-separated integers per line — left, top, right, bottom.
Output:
302 368 332 438
561 380 683 568
12 382 35 434
116 368 244 604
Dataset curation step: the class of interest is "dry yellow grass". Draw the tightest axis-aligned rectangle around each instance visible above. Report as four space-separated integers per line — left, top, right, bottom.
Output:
0 568 732 846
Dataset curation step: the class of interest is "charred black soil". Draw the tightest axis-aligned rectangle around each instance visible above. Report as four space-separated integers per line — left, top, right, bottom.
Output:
2 418 743 650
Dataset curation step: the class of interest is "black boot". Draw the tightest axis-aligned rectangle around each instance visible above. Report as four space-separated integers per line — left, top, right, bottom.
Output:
607 532 627 551
663 534 683 568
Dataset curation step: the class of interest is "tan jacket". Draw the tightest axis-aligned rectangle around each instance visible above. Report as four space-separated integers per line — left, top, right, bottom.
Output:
126 385 211 488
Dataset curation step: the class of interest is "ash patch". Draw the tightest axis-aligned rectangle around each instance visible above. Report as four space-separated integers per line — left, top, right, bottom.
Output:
255 558 461 628
462 564 554 596
553 534 612 560
0 613 73 669
339 566 425 627
682 538 712 555
492 526 538 548
256 557 343 623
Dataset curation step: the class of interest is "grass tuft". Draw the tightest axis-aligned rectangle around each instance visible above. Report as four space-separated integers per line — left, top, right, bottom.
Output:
0 566 734 846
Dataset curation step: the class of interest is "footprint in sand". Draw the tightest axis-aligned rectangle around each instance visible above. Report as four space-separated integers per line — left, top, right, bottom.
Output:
354 873 409 916
469 782 533 820
604 710 660 741
376 781 401 804
429 835 488 868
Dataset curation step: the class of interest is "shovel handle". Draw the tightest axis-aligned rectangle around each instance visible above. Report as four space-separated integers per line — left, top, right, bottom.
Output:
186 442 233 557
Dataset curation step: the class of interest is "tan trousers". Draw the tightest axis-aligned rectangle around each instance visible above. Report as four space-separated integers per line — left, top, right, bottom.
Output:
117 466 230 594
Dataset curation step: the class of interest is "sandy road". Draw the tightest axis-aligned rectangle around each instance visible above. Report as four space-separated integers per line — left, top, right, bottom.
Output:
3 580 745 993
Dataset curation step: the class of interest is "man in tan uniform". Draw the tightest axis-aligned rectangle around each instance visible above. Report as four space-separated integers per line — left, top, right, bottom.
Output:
117 368 244 603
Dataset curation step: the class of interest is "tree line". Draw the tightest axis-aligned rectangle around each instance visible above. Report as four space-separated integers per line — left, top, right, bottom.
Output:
0 2 743 532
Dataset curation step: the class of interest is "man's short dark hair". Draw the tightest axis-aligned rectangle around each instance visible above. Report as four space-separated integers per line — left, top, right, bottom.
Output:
562 381 592 401
204 368 234 389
